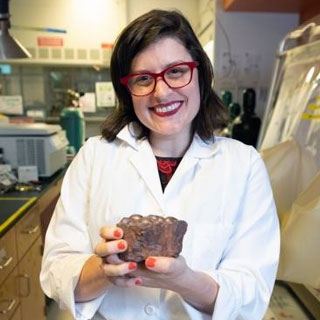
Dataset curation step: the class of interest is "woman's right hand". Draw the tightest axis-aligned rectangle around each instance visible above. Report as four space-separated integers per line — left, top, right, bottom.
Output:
75 226 139 302
94 226 141 287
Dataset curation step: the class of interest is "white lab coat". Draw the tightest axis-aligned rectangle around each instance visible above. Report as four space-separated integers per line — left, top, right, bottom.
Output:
40 124 280 320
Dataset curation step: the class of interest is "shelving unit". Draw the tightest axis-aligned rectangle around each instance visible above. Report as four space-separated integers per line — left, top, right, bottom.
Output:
223 0 320 24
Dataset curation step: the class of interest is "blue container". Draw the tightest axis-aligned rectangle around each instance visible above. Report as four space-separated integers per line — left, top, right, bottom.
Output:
60 107 85 153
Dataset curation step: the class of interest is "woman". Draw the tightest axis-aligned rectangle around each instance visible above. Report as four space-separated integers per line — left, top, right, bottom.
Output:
40 9 280 320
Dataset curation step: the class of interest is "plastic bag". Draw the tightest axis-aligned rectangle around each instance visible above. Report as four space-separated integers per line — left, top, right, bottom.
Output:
260 137 318 222
261 136 319 286
261 138 311 220
277 172 320 288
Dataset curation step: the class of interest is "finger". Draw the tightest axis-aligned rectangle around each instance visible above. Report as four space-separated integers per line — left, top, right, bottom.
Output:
112 277 143 287
99 226 123 240
105 254 124 265
145 256 184 274
102 261 137 277
95 239 127 257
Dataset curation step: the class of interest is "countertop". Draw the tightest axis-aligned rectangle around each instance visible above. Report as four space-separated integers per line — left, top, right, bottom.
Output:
0 167 66 237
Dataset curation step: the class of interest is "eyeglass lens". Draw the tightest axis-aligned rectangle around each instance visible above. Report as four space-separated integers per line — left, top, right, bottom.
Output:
128 63 193 96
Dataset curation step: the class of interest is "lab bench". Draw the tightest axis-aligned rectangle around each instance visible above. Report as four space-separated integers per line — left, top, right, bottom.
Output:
0 168 65 320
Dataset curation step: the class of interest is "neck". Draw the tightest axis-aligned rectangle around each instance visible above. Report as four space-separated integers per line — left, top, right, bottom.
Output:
149 131 193 158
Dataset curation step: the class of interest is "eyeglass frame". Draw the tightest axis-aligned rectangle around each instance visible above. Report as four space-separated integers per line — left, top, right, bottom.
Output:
120 61 198 97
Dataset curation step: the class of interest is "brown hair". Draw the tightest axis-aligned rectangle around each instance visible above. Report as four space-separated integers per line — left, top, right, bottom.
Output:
101 9 228 141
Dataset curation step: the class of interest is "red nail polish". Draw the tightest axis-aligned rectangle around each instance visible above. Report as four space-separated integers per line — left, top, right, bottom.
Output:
135 279 142 285
117 241 126 250
113 229 122 238
128 262 137 270
146 257 156 268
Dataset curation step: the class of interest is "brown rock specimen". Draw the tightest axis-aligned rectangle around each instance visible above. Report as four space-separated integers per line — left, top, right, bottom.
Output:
116 214 188 262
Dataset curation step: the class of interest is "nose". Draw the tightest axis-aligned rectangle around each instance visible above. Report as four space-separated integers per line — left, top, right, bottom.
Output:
153 77 172 99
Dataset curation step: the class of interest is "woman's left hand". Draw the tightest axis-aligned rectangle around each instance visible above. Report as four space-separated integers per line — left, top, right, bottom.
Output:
131 255 219 315
130 255 190 290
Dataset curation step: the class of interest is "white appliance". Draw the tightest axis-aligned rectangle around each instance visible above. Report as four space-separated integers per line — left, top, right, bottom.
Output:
0 123 68 177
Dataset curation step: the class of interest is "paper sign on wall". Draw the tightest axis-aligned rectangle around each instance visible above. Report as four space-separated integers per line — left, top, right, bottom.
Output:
95 82 115 107
80 93 96 113
0 96 23 115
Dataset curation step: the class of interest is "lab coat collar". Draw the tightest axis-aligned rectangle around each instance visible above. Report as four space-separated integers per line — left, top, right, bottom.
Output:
116 124 220 209
117 122 144 151
116 123 220 159
186 134 220 159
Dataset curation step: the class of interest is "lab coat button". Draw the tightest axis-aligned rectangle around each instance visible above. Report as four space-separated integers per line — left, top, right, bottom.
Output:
144 303 156 315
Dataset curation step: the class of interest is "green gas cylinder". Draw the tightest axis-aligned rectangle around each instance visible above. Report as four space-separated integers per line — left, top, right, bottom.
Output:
229 102 241 121
60 107 85 153
221 90 232 107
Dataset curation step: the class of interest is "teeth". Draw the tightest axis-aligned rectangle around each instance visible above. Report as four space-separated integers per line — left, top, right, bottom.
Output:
155 102 180 113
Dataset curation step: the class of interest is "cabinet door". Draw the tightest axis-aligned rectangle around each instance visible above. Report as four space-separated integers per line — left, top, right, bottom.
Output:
0 267 20 320
9 305 21 320
15 204 40 261
0 227 17 286
18 237 45 320
38 179 62 213
38 178 62 241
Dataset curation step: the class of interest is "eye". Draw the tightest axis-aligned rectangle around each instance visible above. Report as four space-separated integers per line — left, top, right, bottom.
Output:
166 65 188 78
131 74 153 86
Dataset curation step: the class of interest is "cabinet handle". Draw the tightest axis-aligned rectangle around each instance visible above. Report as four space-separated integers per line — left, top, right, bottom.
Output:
18 274 31 297
0 256 13 270
22 225 39 234
0 298 16 314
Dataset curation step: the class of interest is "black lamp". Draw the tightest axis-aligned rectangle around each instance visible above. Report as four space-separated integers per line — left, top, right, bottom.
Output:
0 0 31 59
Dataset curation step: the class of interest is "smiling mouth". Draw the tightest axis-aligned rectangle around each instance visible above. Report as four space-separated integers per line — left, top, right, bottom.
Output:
152 102 182 117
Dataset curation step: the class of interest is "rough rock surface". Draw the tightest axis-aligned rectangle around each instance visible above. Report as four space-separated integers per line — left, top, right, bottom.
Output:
116 214 188 262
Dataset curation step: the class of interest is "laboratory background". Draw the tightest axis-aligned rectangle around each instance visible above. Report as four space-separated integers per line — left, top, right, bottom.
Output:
0 0 319 319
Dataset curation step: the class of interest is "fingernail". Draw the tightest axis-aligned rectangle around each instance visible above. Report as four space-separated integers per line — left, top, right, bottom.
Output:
128 262 137 270
117 241 126 250
146 257 156 268
113 229 122 238
135 279 142 285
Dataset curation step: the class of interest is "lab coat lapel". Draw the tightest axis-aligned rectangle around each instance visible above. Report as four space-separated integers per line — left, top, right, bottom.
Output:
117 125 164 207
129 139 164 208
163 135 220 193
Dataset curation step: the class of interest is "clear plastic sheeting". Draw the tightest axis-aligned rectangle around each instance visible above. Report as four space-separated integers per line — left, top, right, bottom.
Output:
277 172 320 287
261 50 320 157
260 39 320 288
260 137 318 223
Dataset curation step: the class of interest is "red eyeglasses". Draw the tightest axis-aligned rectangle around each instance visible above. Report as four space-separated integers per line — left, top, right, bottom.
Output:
120 61 198 96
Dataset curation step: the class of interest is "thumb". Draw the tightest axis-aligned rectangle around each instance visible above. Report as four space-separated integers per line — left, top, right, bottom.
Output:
145 256 185 274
